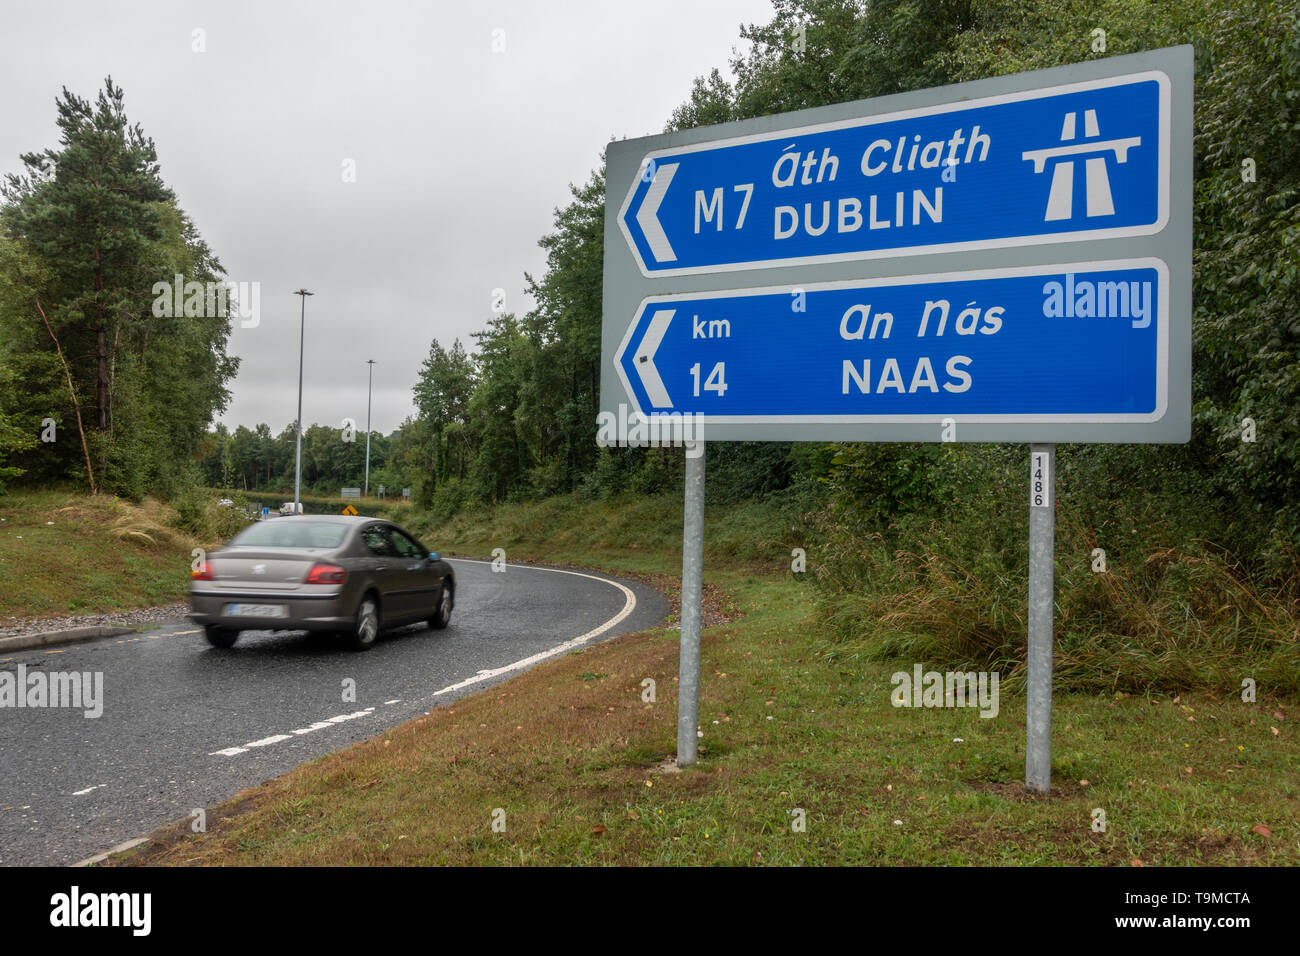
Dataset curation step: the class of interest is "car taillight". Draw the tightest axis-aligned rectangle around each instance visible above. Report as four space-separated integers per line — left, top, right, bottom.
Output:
192 561 215 581
305 563 347 585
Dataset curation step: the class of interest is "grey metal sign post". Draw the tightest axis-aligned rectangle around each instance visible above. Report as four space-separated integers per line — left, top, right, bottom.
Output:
1026 445 1055 792
676 444 705 767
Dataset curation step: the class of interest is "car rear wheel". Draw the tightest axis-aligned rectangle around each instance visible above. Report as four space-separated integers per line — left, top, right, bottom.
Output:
428 584 452 630
204 626 239 649
347 595 380 651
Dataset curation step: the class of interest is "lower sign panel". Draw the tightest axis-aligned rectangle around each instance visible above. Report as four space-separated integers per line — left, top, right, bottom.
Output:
611 259 1174 441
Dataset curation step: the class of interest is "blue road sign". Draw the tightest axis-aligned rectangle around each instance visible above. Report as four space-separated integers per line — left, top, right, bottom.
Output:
613 260 1168 423
618 71 1169 277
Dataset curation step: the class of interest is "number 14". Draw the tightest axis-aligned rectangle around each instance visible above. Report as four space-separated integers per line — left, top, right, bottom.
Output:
690 362 728 397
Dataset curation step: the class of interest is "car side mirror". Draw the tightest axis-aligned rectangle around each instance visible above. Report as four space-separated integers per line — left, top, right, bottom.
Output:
428 552 441 562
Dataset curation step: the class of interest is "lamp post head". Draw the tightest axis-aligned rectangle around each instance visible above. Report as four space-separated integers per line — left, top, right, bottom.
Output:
293 288 314 297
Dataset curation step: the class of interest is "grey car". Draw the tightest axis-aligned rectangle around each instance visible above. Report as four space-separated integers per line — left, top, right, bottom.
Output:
190 515 455 651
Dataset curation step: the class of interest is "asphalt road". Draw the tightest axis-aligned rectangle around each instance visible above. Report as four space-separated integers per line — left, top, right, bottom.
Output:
0 558 665 866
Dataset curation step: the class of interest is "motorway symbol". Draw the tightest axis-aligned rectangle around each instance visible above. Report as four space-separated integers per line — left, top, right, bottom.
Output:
614 260 1168 423
618 71 1169 277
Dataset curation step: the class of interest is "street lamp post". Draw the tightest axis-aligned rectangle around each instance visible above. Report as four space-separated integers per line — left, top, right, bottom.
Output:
292 289 313 514
364 359 375 496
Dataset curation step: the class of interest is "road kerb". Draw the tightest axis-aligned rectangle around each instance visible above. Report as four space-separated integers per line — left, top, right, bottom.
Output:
72 837 150 868
0 626 138 654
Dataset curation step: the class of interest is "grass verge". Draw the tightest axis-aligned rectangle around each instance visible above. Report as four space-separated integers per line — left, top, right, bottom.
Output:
0 489 211 620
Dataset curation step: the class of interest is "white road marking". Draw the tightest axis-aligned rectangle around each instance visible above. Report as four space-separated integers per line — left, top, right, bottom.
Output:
432 560 637 698
384 699 400 705
211 708 376 756
72 784 106 796
291 721 335 735
205 562 637 758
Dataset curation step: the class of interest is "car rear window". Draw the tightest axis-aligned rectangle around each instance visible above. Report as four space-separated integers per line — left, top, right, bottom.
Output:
230 521 348 549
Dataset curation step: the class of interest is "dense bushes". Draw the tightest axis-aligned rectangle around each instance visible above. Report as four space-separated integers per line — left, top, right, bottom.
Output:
812 444 1300 695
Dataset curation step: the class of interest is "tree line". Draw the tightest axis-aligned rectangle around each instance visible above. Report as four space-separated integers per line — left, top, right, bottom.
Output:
3 1 1296 577
0 78 237 500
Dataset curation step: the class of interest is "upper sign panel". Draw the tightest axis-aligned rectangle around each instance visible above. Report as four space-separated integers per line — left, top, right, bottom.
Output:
619 71 1170 277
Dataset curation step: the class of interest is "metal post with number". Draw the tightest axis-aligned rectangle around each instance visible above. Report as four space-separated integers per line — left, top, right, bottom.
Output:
677 441 705 768
1026 444 1055 793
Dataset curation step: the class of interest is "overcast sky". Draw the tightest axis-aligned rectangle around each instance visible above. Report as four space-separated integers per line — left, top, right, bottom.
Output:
0 0 772 434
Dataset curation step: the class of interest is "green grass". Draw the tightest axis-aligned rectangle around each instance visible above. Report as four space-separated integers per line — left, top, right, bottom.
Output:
0 489 208 619
404 490 809 579
112 494 1298 867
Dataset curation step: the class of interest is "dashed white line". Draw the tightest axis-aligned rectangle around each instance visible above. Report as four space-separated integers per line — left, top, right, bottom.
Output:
291 721 334 736
210 707 376 757
71 784 106 796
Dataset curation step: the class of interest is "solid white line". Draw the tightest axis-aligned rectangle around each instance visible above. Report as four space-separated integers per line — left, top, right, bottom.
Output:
433 560 637 697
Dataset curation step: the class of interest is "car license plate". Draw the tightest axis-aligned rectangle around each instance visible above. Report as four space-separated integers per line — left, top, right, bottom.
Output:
224 603 287 618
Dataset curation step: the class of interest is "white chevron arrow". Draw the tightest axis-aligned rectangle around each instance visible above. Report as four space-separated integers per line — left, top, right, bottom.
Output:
636 162 678 263
634 309 674 408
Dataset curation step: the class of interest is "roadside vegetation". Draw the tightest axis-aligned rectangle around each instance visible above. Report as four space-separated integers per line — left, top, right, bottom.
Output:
115 493 1296 867
0 488 243 620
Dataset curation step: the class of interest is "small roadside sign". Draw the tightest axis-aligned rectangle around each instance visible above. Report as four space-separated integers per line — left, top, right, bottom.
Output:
341 505 358 516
